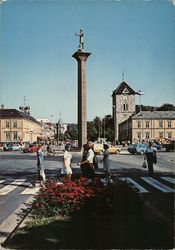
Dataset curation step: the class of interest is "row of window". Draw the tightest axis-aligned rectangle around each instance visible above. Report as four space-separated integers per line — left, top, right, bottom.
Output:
5 121 18 128
137 120 172 128
137 131 172 140
5 132 18 141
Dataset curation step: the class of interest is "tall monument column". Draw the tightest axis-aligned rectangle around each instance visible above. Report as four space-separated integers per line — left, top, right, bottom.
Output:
72 29 91 149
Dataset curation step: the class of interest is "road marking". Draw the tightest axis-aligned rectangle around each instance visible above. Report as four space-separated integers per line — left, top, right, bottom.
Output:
141 177 175 193
0 180 4 184
21 187 40 195
160 177 175 185
0 179 26 195
120 177 149 193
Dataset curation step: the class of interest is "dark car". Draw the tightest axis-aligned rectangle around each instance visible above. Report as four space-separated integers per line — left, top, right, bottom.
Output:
23 145 38 153
128 144 137 154
3 144 13 151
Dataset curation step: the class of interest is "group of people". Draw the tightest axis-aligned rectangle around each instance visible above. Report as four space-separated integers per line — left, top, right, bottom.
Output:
31 140 157 187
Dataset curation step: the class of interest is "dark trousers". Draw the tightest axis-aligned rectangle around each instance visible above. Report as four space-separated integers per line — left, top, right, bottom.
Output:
148 161 153 175
81 164 94 179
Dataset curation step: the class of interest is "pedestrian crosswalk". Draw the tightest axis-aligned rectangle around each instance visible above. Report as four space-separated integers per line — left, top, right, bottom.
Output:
0 176 174 196
0 179 40 196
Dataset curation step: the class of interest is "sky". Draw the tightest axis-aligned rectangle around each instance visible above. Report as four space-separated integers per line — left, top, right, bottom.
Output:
0 0 175 123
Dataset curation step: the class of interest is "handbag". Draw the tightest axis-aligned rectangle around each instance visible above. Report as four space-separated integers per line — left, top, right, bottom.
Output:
142 160 147 168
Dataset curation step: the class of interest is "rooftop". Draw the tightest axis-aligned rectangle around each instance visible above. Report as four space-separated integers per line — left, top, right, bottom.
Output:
112 81 136 96
132 111 175 120
0 109 41 125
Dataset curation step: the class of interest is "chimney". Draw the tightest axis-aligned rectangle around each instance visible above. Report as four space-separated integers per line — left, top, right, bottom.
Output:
151 107 155 112
1 104 4 110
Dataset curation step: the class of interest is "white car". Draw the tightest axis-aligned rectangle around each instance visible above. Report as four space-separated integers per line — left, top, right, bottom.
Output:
12 144 23 151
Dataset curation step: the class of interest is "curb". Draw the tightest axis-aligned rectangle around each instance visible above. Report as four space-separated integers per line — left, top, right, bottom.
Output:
0 196 35 248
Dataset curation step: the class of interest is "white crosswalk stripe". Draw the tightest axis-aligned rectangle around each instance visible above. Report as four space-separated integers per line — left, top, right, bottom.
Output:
20 186 40 195
160 176 175 185
120 177 149 193
0 180 5 184
141 177 175 193
0 179 26 195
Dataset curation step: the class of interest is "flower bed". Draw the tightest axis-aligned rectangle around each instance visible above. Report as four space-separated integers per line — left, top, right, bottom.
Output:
33 177 143 218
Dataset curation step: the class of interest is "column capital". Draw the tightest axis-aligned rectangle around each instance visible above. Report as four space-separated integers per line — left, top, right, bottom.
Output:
72 51 91 62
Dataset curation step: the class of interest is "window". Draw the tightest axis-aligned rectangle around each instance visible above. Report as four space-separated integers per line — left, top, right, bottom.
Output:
6 121 10 128
145 121 150 128
159 132 163 139
13 132 18 141
13 121 17 128
137 121 141 128
159 121 163 128
137 132 141 140
145 132 150 140
167 132 172 139
123 103 128 111
167 121 171 128
5 132 10 141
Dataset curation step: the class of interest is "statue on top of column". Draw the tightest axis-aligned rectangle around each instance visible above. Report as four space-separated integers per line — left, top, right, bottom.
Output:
75 28 84 51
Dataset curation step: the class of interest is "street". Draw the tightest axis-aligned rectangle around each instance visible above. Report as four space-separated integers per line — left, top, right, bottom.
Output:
0 149 174 244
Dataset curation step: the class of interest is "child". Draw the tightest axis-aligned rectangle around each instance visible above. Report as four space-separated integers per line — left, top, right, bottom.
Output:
101 144 113 184
62 144 72 180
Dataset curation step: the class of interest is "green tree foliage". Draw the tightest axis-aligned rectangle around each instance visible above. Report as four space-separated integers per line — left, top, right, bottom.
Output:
156 103 175 111
87 122 97 141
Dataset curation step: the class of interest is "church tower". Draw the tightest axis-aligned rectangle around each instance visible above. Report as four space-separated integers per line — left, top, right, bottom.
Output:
112 81 136 143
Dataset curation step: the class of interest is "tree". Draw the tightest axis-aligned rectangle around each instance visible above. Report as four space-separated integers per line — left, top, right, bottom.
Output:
156 103 175 111
87 122 97 141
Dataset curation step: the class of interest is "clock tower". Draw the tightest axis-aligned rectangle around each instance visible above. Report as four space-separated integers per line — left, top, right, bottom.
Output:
112 81 136 143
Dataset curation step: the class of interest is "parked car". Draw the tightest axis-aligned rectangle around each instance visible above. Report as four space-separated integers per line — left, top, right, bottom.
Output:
93 143 121 154
152 142 162 150
3 144 13 151
108 145 121 154
11 144 23 151
128 144 137 154
23 145 38 153
136 143 148 155
162 140 175 152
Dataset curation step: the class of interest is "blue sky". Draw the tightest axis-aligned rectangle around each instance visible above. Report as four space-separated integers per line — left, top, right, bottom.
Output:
0 0 174 123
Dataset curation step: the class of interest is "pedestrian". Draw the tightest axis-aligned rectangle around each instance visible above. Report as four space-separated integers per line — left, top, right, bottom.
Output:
78 141 95 180
144 141 157 176
101 144 113 184
62 144 72 181
31 144 46 187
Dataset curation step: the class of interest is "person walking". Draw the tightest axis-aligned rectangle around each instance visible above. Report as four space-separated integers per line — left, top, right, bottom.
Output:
62 144 72 180
32 144 46 187
144 141 157 176
101 144 112 184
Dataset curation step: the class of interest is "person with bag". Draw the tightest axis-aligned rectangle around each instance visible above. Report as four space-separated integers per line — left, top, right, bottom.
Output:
61 144 72 181
31 144 46 187
78 142 95 180
144 141 157 176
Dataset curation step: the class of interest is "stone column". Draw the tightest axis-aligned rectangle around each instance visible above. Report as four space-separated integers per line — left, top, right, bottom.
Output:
72 51 91 150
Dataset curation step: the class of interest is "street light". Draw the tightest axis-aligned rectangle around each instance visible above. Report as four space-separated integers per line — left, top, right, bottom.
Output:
136 90 144 142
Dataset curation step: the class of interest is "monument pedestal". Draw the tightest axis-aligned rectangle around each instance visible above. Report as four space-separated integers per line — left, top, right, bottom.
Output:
72 51 91 150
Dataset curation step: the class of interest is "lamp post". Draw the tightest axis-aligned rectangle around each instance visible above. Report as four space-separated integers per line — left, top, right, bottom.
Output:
136 90 144 142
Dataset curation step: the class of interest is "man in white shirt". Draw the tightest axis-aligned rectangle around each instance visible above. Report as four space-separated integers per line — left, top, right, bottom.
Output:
78 142 95 180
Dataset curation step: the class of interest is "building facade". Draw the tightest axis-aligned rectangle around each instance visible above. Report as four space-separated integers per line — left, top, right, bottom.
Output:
112 81 136 142
0 108 42 145
119 111 175 143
